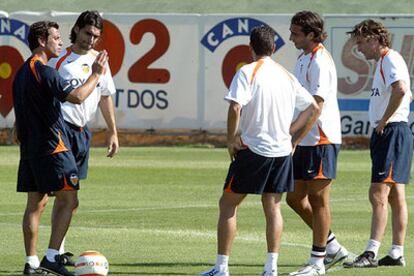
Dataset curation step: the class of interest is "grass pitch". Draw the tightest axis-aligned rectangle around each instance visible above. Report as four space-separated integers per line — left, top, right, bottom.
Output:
0 146 413 275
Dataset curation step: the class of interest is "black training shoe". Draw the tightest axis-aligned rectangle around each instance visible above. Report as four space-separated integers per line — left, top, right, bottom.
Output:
378 255 406 267
343 251 378 268
39 256 75 276
57 252 75 266
23 263 47 275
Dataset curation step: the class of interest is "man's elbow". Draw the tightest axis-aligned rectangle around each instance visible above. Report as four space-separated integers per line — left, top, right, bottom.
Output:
310 102 321 118
229 102 241 113
65 94 84 104
393 81 408 97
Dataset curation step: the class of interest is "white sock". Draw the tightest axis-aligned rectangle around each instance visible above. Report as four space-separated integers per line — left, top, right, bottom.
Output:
326 232 341 255
365 239 381 258
46 249 60 262
59 237 66 254
264 252 278 272
26 256 40 268
309 256 324 268
389 245 404 259
214 254 229 272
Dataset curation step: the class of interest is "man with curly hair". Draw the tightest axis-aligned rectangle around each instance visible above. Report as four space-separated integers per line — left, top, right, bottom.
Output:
344 19 412 269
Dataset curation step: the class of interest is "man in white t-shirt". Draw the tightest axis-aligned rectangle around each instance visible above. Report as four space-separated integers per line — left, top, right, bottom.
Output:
344 19 412 269
47 10 118 266
199 25 319 276
287 11 348 276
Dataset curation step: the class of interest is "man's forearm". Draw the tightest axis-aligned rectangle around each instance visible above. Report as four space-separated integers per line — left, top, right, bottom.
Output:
99 95 117 133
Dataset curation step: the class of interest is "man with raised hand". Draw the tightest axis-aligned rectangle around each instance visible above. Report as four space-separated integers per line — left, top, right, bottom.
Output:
198 25 319 276
48 10 118 266
287 11 348 276
344 19 412 269
13 20 107 276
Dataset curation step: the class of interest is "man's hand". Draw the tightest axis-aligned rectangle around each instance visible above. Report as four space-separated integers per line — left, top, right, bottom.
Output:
227 136 242 162
375 119 387 136
92 50 108 76
106 132 119 158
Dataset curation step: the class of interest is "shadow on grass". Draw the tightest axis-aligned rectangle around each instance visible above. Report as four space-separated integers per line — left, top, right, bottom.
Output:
0 262 303 276
109 262 302 275
0 271 22 276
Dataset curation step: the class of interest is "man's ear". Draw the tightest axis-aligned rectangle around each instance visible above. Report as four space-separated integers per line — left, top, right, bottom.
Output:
272 43 276 53
249 44 255 59
74 26 80 34
37 36 47 47
307 31 315 41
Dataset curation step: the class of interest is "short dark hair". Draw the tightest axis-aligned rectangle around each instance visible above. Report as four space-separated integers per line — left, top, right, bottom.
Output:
70 10 103 43
291 11 327 43
250 25 275 57
28 21 59 51
347 19 391 47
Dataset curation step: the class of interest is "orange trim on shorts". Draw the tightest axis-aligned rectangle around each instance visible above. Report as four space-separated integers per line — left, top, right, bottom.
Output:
55 47 72 71
383 163 396 184
317 126 332 145
29 56 44 83
224 175 234 193
250 59 264 85
313 160 328 180
52 131 69 154
61 175 75 191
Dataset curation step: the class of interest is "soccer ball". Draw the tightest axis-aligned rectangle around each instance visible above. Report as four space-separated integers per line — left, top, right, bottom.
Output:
74 250 109 276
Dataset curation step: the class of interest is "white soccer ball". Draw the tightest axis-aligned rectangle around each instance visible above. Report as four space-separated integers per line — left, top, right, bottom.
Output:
74 250 109 276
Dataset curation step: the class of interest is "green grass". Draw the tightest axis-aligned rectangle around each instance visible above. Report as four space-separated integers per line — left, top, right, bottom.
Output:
0 146 413 275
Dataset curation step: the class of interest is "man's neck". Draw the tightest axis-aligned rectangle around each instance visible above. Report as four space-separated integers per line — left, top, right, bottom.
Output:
303 42 320 55
253 55 269 61
376 46 390 61
32 50 48 64
71 44 90 55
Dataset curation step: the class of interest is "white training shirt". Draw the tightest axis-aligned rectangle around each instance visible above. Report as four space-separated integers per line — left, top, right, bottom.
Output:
293 44 342 146
48 48 116 127
369 49 412 127
225 56 315 158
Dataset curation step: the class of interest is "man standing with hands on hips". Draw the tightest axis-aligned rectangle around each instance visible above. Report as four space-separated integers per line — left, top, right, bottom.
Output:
199 25 319 276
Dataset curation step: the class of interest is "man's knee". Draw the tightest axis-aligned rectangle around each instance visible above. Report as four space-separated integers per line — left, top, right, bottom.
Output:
369 192 387 207
26 196 49 213
286 193 305 210
308 193 328 209
55 192 79 211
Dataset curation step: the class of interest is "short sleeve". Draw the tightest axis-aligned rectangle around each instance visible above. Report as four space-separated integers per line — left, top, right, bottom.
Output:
308 59 330 100
293 76 314 111
383 54 407 89
224 68 251 106
100 64 116 96
41 66 74 102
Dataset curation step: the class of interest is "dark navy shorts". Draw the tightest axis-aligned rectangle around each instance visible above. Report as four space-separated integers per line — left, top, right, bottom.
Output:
223 148 294 194
64 121 91 179
17 151 80 193
370 122 413 184
293 144 340 180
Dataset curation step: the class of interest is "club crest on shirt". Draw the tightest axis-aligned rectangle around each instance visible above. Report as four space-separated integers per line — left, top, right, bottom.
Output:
69 173 79 185
81 63 90 73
